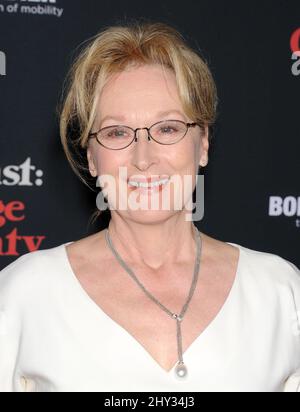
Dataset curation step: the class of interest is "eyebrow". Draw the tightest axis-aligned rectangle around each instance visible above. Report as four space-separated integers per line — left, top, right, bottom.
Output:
99 110 187 128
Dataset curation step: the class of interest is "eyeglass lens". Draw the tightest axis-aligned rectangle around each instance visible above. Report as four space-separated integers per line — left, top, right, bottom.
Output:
96 120 188 149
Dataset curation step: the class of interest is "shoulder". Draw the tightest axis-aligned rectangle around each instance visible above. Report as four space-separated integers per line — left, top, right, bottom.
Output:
203 231 300 288
0 242 69 303
237 242 299 280
0 230 106 304
232 241 300 298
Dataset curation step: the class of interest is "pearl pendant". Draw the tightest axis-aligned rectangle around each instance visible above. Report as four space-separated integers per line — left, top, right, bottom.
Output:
174 361 188 379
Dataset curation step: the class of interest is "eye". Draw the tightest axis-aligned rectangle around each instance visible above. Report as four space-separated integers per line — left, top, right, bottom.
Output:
106 128 128 138
160 125 177 133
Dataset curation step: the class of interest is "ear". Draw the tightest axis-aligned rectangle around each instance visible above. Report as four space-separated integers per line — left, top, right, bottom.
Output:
87 145 98 177
199 124 209 168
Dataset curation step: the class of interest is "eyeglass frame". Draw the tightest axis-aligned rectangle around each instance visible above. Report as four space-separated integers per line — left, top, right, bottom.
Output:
88 119 201 150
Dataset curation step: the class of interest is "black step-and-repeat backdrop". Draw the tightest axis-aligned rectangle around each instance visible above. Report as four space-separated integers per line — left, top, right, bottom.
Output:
0 0 299 270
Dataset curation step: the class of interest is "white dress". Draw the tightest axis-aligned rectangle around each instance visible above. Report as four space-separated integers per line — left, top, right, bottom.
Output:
0 240 299 392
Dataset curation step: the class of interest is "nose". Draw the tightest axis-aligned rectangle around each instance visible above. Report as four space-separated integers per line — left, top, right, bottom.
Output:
132 128 156 170
133 127 151 143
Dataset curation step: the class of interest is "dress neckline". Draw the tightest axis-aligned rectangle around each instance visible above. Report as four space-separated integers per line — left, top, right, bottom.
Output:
60 238 244 375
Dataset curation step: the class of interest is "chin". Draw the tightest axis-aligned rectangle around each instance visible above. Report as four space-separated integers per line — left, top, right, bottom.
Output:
123 208 179 222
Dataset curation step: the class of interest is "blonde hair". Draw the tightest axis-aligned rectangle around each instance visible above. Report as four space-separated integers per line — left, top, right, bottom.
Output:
58 19 218 224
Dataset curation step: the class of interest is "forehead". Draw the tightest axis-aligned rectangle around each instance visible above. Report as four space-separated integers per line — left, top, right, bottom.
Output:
98 64 182 114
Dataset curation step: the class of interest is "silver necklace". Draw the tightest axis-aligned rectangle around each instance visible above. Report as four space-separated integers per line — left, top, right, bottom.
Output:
104 224 202 380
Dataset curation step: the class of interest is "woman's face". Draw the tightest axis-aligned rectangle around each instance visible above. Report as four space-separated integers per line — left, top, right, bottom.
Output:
87 63 209 222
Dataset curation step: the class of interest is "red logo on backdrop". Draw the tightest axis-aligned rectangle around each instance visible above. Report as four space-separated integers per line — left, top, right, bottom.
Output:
290 28 300 55
0 201 45 256
0 158 46 256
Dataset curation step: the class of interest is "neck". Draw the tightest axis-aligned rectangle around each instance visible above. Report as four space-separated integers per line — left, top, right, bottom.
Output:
107 215 199 271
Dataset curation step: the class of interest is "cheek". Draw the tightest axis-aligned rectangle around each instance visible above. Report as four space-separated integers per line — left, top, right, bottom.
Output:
169 141 196 171
93 151 120 175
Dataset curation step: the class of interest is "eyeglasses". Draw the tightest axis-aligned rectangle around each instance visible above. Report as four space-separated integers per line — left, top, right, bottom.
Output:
88 119 200 150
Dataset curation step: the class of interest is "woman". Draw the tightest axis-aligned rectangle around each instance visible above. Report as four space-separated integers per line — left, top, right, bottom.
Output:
0 21 299 393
